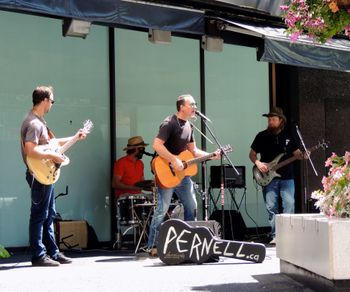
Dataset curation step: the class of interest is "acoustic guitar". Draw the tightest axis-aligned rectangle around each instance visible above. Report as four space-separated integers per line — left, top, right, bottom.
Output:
26 120 93 185
253 140 328 186
152 145 232 188
158 219 266 265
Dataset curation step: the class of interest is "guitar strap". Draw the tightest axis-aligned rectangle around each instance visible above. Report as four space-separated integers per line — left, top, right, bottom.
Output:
21 118 55 174
46 126 56 140
150 151 158 175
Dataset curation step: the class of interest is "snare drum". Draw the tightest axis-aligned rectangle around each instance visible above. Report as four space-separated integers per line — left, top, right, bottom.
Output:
117 195 147 225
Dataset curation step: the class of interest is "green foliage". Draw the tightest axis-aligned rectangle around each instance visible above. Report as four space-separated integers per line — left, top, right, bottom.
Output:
0 245 11 259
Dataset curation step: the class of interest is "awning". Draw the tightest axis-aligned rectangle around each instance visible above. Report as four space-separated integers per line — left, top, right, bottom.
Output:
0 0 205 35
219 19 350 72
190 0 285 16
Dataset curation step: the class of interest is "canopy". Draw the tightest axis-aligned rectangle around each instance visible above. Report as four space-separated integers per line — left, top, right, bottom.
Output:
220 19 350 72
0 0 205 34
0 0 349 71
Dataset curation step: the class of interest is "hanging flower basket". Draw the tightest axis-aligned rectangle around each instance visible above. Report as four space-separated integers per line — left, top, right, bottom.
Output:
280 0 350 43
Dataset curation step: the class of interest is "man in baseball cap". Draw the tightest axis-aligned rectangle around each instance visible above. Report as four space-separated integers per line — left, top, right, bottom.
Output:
249 106 305 245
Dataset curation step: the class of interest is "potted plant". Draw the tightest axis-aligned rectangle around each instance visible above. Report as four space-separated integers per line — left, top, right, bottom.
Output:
276 151 350 281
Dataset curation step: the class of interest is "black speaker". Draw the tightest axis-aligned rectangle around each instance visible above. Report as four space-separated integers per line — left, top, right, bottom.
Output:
186 220 221 238
209 210 246 241
210 165 246 189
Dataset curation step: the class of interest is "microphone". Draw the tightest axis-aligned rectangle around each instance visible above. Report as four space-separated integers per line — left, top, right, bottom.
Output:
195 110 212 123
141 149 155 157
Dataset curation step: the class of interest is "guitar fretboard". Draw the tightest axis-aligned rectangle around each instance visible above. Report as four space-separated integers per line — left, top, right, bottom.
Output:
271 144 321 171
58 134 80 155
186 152 217 166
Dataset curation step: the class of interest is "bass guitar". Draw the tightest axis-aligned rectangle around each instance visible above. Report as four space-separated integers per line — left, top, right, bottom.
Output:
152 145 232 188
26 120 93 185
253 140 328 187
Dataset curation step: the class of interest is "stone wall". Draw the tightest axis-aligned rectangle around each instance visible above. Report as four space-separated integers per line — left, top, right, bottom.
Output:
276 65 350 212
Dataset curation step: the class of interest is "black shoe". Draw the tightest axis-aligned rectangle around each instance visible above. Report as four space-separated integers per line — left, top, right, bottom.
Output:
206 255 220 263
32 255 60 267
52 253 72 264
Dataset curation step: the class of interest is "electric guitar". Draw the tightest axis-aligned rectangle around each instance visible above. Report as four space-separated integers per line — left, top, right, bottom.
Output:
253 140 328 187
158 219 266 265
152 145 232 188
26 120 93 185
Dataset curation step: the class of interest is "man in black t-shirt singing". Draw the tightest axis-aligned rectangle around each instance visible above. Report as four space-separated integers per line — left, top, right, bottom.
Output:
249 107 304 245
147 94 220 256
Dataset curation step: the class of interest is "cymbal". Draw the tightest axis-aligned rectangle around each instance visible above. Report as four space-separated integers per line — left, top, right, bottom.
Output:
135 180 155 191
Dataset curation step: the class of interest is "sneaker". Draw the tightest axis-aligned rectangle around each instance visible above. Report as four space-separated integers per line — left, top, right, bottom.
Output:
32 255 60 267
148 247 158 257
52 253 72 264
138 246 149 253
269 238 276 245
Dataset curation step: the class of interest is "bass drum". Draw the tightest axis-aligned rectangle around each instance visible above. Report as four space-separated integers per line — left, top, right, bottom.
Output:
117 195 147 225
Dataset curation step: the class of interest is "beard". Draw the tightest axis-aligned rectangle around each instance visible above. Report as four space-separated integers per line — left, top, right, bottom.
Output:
267 124 282 135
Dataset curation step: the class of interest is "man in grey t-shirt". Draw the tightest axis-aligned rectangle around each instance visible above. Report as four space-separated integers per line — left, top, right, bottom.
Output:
147 94 221 256
21 85 86 266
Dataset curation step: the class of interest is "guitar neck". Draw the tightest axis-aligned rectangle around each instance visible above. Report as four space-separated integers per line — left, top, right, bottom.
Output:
186 152 217 166
58 135 79 155
272 144 319 171
272 156 297 171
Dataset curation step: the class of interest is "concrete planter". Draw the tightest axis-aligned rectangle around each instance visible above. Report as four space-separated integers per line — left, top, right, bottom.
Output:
276 214 350 280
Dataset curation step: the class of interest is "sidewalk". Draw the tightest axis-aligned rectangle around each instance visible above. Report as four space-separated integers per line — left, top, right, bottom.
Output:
0 246 318 292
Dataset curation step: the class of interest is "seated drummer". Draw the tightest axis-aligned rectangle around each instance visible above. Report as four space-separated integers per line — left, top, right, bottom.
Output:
112 136 149 198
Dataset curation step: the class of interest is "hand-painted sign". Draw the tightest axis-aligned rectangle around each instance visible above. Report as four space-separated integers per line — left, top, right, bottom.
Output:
158 219 266 265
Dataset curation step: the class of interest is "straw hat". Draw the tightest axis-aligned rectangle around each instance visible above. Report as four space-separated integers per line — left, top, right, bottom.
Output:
262 107 286 122
123 136 148 151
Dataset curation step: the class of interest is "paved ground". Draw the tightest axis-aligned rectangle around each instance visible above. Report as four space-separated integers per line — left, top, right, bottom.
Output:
0 246 322 292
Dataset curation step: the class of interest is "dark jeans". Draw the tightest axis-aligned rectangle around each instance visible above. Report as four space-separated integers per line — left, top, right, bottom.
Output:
26 171 59 260
262 178 295 238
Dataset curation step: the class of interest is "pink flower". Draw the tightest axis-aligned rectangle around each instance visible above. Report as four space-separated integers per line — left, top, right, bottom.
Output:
333 170 343 181
325 157 333 167
345 26 350 36
290 30 302 41
328 207 335 218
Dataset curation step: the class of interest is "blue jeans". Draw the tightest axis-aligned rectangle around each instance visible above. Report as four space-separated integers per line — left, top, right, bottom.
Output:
26 171 59 260
263 178 295 238
147 176 197 248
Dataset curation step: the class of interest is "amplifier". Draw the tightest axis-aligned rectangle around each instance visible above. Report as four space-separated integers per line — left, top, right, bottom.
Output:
210 210 246 241
210 165 246 189
55 220 88 250
185 220 221 239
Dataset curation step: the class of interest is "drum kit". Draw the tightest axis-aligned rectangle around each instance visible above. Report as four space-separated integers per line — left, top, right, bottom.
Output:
115 179 156 251
115 179 184 251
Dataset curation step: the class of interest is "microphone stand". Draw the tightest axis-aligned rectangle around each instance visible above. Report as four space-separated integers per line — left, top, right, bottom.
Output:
202 161 209 221
295 124 318 212
194 113 238 240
